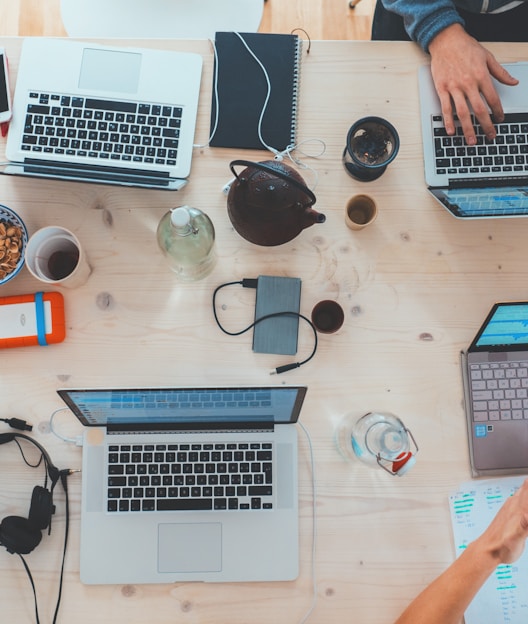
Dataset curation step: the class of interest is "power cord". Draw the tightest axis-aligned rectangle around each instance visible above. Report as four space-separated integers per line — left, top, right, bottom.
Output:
0 417 33 431
49 408 83 447
212 279 318 374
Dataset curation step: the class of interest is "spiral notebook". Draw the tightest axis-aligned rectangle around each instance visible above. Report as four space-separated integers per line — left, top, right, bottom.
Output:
209 31 302 151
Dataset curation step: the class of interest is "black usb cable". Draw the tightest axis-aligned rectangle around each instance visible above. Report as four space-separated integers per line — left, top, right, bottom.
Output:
0 417 33 431
212 279 318 374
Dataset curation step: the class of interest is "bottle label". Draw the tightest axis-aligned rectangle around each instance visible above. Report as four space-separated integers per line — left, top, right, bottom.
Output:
351 436 364 458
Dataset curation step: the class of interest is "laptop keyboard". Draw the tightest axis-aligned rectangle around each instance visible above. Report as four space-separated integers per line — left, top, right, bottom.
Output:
432 113 528 177
470 361 528 422
21 92 181 167
107 442 274 513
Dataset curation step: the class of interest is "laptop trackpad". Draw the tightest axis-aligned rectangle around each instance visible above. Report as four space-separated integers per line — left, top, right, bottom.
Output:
79 48 142 93
158 523 222 573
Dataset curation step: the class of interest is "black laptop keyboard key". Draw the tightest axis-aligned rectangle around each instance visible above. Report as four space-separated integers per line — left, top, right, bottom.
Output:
21 91 181 166
432 112 528 176
106 441 274 513
157 499 213 511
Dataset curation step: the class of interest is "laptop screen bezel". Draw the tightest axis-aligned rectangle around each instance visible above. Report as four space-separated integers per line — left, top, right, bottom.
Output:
56 386 308 431
468 301 528 352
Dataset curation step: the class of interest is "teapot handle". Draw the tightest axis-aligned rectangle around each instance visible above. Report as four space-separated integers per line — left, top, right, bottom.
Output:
229 159 317 206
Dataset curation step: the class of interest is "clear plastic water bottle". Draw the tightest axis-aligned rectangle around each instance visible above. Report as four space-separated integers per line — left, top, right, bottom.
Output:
156 206 216 281
336 411 417 476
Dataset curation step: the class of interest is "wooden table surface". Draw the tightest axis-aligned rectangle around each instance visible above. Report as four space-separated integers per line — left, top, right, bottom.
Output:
1 37 528 624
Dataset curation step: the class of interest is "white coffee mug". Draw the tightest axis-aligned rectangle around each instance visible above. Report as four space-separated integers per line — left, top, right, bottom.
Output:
25 226 91 288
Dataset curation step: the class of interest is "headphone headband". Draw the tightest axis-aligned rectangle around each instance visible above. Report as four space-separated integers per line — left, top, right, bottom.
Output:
0 432 60 487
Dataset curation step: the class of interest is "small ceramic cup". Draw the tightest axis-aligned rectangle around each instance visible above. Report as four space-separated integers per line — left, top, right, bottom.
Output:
345 194 378 230
311 300 345 334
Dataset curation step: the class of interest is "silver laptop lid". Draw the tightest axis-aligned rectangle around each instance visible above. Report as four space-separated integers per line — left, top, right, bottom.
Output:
57 386 308 432
4 39 202 190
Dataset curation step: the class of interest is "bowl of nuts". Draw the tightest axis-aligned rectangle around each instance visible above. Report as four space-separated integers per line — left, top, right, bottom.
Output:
0 204 28 285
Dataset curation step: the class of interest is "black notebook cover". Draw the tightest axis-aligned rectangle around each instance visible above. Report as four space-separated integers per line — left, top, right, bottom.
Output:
209 31 302 151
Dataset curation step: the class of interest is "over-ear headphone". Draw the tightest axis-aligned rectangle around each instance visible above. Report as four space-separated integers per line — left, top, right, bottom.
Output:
0 431 76 624
0 432 60 556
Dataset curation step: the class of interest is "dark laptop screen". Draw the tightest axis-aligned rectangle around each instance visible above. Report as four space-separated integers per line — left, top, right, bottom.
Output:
469 302 528 351
57 386 307 429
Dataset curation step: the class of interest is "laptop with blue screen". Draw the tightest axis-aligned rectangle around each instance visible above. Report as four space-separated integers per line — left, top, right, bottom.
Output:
462 303 528 476
419 62 528 218
57 385 307 584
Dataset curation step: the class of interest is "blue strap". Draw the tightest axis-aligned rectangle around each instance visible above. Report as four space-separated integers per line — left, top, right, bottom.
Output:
35 292 48 346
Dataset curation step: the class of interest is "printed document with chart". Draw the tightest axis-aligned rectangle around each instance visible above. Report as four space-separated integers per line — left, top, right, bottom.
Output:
449 477 528 623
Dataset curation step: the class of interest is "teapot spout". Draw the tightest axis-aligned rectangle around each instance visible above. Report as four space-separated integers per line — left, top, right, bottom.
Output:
302 207 326 230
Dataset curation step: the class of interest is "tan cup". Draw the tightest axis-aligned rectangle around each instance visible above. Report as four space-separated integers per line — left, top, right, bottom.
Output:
345 194 378 230
25 226 91 288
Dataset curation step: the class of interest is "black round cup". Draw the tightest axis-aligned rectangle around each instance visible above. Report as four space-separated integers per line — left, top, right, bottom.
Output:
311 300 345 334
343 116 400 181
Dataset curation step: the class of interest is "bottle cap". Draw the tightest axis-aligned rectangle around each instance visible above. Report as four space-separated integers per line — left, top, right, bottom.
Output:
170 207 191 228
391 452 416 476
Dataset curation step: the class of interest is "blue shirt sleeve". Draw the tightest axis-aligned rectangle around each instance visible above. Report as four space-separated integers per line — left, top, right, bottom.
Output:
380 0 466 51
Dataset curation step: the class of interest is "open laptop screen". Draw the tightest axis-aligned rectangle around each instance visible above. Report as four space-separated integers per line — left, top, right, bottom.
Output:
469 302 528 351
57 386 307 429
431 186 528 218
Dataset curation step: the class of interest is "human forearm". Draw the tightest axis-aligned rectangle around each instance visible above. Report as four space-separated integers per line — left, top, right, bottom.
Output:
395 480 528 624
380 0 463 50
394 541 498 624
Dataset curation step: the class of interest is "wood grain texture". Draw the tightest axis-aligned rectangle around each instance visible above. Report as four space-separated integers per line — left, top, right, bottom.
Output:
1 35 527 624
0 0 375 39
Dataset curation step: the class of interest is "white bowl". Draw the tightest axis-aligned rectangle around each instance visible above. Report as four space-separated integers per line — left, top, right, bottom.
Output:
0 204 28 285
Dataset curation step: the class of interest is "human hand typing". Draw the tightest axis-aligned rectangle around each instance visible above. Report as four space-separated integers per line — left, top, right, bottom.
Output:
429 23 519 146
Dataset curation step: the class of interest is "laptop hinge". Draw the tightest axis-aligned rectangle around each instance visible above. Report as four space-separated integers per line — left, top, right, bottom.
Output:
1 159 187 190
106 422 275 434
448 176 528 189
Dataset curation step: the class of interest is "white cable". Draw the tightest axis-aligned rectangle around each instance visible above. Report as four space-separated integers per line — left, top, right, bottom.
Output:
193 37 220 149
231 31 280 157
198 32 328 199
298 421 318 623
49 407 83 446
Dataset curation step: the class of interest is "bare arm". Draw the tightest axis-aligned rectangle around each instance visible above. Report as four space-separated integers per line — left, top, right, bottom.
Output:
394 478 528 624
428 23 519 145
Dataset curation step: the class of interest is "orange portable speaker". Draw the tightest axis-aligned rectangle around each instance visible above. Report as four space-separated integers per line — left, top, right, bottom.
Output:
0 292 65 348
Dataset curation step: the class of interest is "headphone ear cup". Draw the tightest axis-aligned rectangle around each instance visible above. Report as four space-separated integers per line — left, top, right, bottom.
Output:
28 485 54 531
0 515 42 555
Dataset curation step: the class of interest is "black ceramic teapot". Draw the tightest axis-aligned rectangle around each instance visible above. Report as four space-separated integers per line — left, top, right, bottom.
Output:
227 159 325 246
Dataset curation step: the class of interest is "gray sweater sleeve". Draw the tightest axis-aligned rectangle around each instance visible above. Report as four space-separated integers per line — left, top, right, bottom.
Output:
380 0 466 51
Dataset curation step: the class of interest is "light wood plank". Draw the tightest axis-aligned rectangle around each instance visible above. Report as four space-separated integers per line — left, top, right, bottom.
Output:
0 0 375 39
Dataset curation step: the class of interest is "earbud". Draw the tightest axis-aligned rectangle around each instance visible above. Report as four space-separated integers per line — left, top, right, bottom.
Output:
222 177 236 195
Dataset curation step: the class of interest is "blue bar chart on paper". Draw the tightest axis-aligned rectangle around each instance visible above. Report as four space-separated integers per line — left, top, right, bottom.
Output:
449 477 528 624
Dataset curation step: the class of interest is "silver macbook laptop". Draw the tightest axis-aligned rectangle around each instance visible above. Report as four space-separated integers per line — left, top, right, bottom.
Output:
4 38 202 190
419 62 528 219
461 302 528 476
57 385 307 584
